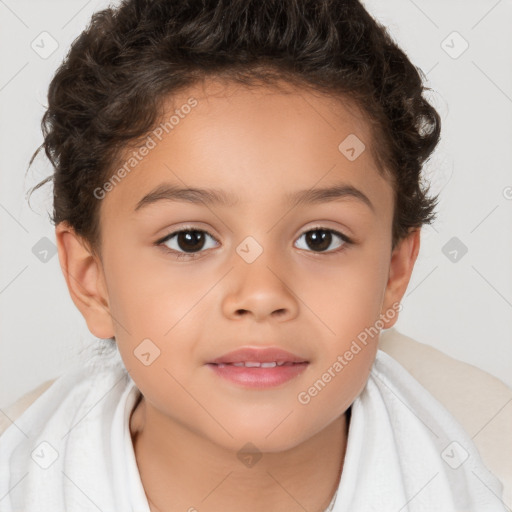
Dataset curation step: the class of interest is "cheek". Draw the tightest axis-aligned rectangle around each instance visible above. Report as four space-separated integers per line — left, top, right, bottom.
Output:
102 247 212 382
297 246 390 336
103 245 202 334
294 341 377 437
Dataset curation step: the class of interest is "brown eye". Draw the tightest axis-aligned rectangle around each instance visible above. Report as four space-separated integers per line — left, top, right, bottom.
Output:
175 230 206 252
295 228 351 253
159 229 219 256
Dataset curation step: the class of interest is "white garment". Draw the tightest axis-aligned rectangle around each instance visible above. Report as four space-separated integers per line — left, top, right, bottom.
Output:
0 343 507 512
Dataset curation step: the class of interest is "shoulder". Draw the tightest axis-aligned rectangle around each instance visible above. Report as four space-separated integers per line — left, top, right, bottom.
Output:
378 327 512 509
0 378 56 437
0 342 127 439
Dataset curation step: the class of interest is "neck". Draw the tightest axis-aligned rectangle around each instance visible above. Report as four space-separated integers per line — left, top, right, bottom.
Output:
130 395 349 512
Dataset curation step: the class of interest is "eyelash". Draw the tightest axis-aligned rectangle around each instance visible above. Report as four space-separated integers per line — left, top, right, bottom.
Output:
155 225 353 260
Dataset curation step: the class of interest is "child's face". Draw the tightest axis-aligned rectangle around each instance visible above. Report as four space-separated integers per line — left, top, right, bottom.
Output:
58 78 418 452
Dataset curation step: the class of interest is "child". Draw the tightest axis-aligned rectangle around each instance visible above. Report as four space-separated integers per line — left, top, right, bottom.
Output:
0 0 507 510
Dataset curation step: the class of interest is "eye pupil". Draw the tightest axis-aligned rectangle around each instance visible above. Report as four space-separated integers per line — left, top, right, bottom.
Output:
178 230 205 252
306 229 331 252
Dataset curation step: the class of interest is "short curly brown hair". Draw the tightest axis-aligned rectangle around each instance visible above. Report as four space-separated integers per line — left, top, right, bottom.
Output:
29 0 441 253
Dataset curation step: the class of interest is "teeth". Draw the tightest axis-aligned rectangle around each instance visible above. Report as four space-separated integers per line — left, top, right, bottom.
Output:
217 361 295 368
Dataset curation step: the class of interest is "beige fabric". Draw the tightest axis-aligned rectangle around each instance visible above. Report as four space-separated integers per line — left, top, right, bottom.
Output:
0 378 55 437
1 328 511 507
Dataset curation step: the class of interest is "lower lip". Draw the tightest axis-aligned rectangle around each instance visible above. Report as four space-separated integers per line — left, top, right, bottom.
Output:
206 362 309 388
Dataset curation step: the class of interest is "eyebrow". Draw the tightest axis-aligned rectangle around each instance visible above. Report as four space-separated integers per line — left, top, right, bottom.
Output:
134 183 375 213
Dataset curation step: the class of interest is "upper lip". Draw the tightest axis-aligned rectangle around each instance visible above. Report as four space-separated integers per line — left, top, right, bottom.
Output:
208 347 309 364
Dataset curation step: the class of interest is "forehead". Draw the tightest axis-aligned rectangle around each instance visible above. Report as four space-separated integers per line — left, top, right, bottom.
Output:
100 77 393 220
166 77 376 151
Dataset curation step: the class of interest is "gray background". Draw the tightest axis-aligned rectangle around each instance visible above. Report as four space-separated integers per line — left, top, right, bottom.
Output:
1 0 511 409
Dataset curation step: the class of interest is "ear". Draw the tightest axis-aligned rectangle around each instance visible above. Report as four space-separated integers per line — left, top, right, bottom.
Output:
380 228 421 329
55 222 115 339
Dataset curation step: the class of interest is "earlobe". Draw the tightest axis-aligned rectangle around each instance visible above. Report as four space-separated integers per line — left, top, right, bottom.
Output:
380 228 421 329
55 222 115 339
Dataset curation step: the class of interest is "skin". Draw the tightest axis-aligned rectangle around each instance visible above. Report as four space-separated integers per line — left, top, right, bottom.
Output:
55 77 420 512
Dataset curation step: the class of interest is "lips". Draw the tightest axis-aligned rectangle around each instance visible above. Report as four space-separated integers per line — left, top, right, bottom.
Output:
206 347 309 388
208 347 309 365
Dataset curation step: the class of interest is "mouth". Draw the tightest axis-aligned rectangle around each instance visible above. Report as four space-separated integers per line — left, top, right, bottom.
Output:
210 361 305 368
207 346 309 365
206 347 310 388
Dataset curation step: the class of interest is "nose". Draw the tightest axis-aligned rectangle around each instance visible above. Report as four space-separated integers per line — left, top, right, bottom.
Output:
222 254 300 323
